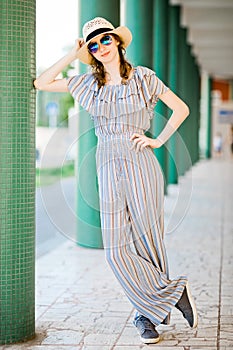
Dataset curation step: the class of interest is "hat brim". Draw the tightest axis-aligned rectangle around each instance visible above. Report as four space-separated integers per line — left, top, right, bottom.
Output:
76 26 132 65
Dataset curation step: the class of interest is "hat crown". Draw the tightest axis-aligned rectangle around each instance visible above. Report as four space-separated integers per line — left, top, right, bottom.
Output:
83 17 114 42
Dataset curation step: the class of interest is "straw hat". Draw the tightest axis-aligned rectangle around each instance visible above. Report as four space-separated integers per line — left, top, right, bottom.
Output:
77 17 132 65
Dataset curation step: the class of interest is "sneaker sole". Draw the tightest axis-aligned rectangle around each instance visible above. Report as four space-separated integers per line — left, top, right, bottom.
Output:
140 335 160 344
186 282 198 328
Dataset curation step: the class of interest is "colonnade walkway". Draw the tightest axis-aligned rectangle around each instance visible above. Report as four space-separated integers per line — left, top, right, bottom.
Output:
2 158 232 350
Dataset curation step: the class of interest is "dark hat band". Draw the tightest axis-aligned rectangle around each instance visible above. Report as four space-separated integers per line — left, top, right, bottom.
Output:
86 27 113 42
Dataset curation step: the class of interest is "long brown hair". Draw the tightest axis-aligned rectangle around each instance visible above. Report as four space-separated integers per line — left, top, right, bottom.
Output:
90 34 132 89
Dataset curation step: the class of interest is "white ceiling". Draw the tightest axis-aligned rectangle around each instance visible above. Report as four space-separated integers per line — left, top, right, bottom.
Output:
170 0 233 80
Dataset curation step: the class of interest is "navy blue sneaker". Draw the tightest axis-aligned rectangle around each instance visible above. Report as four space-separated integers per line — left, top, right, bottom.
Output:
176 283 198 328
134 315 160 344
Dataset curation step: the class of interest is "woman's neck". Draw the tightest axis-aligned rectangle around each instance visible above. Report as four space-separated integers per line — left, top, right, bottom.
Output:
104 62 121 85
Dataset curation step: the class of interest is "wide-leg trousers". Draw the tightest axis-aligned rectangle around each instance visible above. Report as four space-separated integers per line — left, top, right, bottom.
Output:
96 135 187 326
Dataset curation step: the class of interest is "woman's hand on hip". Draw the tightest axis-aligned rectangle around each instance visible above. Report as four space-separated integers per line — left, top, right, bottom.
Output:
130 133 162 152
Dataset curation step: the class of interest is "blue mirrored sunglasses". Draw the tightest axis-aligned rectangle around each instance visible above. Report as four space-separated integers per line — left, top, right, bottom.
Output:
88 35 113 54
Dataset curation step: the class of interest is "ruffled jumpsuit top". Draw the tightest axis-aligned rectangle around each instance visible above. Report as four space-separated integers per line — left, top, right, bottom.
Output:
67 65 187 326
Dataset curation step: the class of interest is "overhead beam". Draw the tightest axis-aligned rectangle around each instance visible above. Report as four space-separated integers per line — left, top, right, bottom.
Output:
181 8 233 29
170 0 233 8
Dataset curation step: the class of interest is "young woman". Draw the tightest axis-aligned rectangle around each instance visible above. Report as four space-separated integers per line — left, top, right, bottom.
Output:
34 17 198 345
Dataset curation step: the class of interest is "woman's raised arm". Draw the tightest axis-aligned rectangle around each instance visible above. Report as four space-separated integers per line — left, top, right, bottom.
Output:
34 38 84 92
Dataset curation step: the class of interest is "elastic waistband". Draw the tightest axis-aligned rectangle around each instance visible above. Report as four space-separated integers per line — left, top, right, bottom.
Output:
97 133 133 151
98 132 130 143
97 131 143 144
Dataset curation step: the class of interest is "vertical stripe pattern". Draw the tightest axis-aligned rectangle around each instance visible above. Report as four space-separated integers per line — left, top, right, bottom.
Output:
96 135 187 325
67 66 187 326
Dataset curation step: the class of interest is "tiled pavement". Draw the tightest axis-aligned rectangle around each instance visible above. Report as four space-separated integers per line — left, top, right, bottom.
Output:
1 158 233 350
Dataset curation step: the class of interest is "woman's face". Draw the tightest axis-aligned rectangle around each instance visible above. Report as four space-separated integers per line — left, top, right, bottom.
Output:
88 34 120 64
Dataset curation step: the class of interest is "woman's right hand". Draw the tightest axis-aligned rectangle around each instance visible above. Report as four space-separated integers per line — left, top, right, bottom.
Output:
69 38 85 59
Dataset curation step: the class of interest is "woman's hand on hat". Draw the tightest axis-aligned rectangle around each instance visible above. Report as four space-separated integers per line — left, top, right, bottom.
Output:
130 133 163 152
69 38 85 59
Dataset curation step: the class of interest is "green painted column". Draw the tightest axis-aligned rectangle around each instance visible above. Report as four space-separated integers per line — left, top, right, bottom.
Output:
122 0 153 68
230 80 233 99
76 0 120 248
177 27 190 176
186 46 201 167
189 54 195 164
185 42 194 166
195 64 201 161
0 0 36 344
192 60 201 164
206 77 212 158
167 5 179 184
152 0 169 184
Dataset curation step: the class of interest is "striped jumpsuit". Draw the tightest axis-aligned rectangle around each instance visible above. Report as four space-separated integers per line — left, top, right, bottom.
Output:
67 66 187 326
